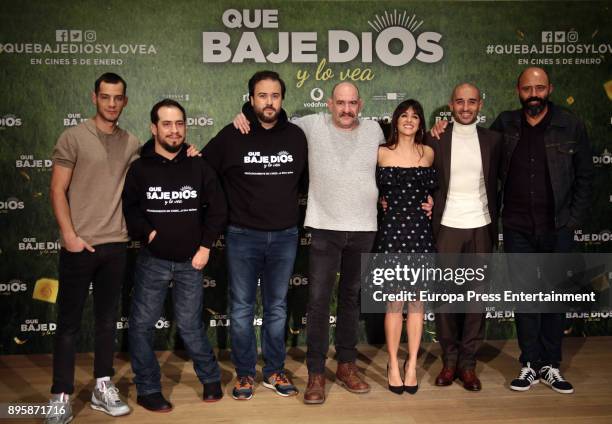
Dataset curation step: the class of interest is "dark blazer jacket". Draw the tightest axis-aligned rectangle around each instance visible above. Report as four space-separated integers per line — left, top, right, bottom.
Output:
426 123 503 243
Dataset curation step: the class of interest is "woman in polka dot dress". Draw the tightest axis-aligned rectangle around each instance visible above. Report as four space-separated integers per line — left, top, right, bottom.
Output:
375 99 436 394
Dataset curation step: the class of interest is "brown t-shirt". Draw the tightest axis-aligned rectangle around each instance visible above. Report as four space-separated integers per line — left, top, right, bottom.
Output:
52 119 140 247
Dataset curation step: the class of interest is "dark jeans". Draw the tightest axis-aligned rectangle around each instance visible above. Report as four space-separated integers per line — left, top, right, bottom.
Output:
503 227 574 369
434 225 492 370
306 229 376 374
51 242 127 394
129 248 220 395
225 225 298 378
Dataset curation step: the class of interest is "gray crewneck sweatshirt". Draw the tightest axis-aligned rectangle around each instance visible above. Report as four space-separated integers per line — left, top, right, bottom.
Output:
295 113 384 231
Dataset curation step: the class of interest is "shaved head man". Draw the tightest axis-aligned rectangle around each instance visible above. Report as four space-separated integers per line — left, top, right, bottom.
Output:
491 67 592 395
449 83 483 126
427 81 503 392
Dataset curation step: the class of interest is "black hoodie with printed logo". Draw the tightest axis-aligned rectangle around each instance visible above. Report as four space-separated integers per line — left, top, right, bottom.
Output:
202 104 308 231
122 139 227 261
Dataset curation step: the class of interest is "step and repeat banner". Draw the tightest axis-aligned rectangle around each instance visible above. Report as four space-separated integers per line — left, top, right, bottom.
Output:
1 0 611 354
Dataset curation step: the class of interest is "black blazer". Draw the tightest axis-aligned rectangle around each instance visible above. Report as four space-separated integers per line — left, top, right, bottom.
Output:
426 123 503 244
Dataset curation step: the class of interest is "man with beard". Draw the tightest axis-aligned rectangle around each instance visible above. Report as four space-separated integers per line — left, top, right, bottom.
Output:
233 81 387 404
202 71 308 401
122 99 227 411
427 83 502 391
490 67 592 394
47 73 137 423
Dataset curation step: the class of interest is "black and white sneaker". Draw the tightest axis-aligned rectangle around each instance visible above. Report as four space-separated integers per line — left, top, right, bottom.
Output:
510 363 539 391
539 365 574 394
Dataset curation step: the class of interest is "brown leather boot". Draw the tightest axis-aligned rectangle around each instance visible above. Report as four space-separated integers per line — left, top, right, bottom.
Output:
303 374 325 404
336 362 370 393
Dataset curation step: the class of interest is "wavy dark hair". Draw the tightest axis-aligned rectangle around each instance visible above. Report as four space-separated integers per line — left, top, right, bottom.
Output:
382 99 427 156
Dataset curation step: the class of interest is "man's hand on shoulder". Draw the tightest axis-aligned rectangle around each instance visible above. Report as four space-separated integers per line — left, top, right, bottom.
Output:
233 113 251 135
430 120 449 139
186 145 201 157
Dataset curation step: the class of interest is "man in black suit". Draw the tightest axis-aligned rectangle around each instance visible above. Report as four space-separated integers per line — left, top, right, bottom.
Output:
427 83 502 391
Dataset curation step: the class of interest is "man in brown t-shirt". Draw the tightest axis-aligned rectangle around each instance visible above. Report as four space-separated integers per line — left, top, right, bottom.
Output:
46 73 138 423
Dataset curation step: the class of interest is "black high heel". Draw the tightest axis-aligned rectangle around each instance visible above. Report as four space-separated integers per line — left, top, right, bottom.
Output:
387 363 404 395
403 358 419 395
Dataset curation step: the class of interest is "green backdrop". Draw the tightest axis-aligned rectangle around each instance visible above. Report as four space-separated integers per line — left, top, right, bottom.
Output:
1 0 611 354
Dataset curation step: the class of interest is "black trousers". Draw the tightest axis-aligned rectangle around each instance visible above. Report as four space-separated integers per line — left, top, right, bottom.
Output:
434 224 492 370
503 227 574 369
51 243 127 394
306 229 376 374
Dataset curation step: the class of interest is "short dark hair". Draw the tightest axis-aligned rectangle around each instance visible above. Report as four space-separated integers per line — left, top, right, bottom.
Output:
94 72 126 94
150 99 186 124
383 99 427 152
248 70 286 99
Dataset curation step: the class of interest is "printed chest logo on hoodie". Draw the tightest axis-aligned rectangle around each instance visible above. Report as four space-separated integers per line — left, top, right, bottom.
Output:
244 150 293 170
147 185 198 206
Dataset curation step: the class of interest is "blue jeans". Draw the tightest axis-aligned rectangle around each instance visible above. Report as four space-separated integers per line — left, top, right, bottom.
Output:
129 249 220 396
225 225 298 378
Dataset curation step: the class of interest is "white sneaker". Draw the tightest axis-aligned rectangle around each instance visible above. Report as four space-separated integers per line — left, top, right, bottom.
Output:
90 381 131 416
44 394 73 424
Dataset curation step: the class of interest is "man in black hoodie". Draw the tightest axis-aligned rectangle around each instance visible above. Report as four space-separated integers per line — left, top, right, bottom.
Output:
203 71 308 400
122 99 227 411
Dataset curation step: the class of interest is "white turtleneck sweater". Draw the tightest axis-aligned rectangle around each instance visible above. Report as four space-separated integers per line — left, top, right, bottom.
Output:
440 122 491 229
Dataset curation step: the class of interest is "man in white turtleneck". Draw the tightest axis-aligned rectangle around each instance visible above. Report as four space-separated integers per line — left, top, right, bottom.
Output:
427 83 502 392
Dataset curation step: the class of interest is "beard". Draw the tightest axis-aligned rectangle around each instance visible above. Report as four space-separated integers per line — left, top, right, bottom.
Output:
255 106 280 124
520 96 548 117
159 138 183 153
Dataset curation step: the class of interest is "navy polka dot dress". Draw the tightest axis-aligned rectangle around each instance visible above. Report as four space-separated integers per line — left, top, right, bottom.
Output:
375 166 437 254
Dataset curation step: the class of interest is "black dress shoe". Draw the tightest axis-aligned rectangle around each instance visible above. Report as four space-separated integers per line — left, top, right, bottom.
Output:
137 392 173 412
403 358 419 394
203 381 223 402
387 363 404 395
404 384 419 395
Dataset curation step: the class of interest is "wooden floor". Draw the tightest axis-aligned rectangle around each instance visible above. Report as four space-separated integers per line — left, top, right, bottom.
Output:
1 337 611 423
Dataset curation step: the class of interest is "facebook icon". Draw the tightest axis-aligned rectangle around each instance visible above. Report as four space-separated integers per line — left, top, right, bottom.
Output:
56 30 68 42
541 31 553 43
